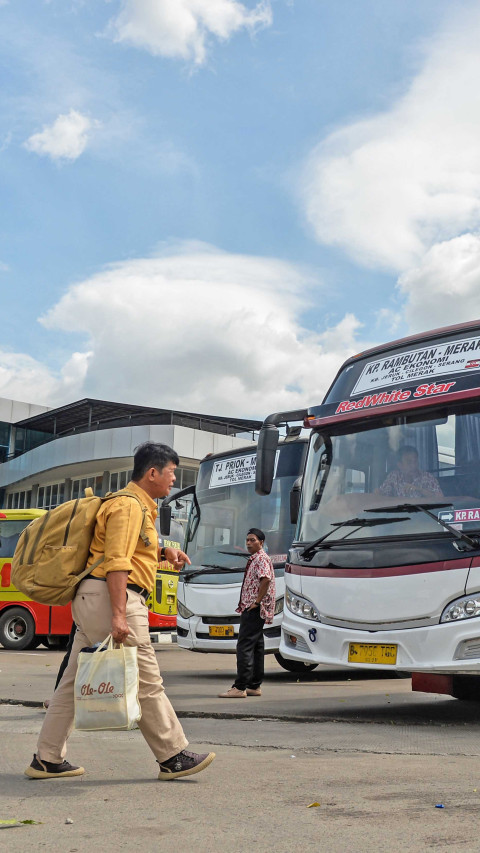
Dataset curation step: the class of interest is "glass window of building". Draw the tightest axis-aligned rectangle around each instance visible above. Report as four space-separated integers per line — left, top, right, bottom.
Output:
71 475 103 499
182 468 197 488
110 470 132 491
173 467 198 489
4 489 31 509
30 481 67 509
0 421 10 463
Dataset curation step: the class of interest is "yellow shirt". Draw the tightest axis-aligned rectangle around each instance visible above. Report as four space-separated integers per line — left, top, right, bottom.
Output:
88 481 159 592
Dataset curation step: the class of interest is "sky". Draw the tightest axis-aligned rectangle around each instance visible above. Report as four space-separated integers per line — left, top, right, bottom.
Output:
2 0 480 419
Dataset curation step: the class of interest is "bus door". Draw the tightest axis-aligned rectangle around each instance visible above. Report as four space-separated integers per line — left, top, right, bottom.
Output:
147 535 182 629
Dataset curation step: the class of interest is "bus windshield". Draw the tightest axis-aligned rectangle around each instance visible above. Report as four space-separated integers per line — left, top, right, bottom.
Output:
298 402 480 545
0 519 30 557
184 441 305 584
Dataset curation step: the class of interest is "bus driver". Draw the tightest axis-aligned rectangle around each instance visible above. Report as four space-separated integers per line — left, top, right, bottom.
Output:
376 446 443 501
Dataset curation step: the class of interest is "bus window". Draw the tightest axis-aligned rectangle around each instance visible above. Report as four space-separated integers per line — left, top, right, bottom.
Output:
0 520 30 557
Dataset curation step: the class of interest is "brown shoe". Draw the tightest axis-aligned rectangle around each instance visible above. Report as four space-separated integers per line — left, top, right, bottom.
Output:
246 687 262 696
218 687 247 698
158 750 215 781
25 754 85 779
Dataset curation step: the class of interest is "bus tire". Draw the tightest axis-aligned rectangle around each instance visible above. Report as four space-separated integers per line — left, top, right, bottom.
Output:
0 607 36 651
274 651 318 672
451 675 480 701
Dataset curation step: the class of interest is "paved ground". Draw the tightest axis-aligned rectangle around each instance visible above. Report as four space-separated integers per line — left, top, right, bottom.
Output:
1 643 478 726
2 645 480 851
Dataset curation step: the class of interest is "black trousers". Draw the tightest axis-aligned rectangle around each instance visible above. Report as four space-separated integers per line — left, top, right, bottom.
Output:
234 608 265 691
54 623 77 690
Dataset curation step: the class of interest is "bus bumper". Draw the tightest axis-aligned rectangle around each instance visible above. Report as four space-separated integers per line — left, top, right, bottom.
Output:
148 612 176 630
176 613 282 653
279 610 480 674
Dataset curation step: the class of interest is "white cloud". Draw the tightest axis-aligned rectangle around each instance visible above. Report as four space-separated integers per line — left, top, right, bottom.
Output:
107 0 272 65
301 7 480 273
0 350 90 407
24 110 95 161
27 243 364 416
397 234 480 334
374 307 403 337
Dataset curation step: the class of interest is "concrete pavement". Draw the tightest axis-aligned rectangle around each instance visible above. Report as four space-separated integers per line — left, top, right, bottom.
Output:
2 646 480 851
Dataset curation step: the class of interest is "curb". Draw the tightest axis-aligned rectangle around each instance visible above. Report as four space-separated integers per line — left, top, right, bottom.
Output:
2 698 472 726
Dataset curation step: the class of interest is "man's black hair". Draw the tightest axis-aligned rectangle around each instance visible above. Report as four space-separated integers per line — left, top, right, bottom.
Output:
399 445 418 459
132 442 179 480
247 527 265 542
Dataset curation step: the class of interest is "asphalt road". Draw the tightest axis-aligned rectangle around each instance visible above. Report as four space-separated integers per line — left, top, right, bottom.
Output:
2 645 480 852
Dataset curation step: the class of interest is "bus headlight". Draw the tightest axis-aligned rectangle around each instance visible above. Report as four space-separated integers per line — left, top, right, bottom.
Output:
177 601 194 620
285 587 320 622
274 597 284 616
441 594 480 623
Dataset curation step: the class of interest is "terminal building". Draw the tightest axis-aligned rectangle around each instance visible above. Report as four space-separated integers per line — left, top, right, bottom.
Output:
0 396 261 511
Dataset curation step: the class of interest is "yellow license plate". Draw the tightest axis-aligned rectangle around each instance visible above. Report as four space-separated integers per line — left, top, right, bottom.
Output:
209 625 234 638
166 595 175 604
348 642 398 665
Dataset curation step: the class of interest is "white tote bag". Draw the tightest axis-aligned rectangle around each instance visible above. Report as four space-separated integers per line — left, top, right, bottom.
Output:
74 634 142 731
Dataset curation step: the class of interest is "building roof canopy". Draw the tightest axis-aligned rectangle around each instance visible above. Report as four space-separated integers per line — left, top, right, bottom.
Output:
14 398 261 438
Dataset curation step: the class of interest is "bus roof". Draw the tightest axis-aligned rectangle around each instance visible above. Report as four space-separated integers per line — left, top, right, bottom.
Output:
339 319 480 372
308 319 480 428
0 509 46 520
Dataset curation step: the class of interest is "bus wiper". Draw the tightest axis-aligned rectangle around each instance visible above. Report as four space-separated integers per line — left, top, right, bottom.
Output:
182 565 245 581
218 550 249 558
366 503 480 552
300 516 408 559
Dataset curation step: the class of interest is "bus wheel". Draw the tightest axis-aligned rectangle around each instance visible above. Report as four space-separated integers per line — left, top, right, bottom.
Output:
0 608 36 650
274 652 318 672
451 675 480 701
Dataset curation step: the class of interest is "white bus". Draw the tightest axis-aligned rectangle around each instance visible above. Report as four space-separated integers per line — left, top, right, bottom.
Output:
169 437 315 672
256 320 480 699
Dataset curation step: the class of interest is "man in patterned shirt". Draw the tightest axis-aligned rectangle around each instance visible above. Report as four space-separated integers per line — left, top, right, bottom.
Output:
377 446 443 500
218 528 275 699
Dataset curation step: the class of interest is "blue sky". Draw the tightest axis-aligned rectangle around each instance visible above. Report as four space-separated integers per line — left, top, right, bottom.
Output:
1 0 479 417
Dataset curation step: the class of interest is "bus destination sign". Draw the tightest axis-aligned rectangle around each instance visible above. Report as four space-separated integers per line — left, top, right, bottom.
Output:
210 451 279 488
353 336 480 396
210 453 257 488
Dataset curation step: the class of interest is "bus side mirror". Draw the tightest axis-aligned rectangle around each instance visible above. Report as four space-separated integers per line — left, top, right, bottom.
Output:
255 424 279 495
290 477 302 525
159 505 172 537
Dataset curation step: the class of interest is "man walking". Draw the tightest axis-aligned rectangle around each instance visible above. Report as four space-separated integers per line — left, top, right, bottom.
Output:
25 442 215 781
218 528 275 699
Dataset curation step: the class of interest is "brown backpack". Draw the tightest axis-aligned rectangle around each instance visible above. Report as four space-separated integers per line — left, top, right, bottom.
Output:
11 488 150 606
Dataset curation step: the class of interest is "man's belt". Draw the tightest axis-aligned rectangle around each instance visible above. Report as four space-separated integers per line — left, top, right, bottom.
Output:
127 583 150 599
86 575 149 600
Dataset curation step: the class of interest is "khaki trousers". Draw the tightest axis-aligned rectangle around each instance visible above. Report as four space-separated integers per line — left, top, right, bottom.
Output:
36 578 188 765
